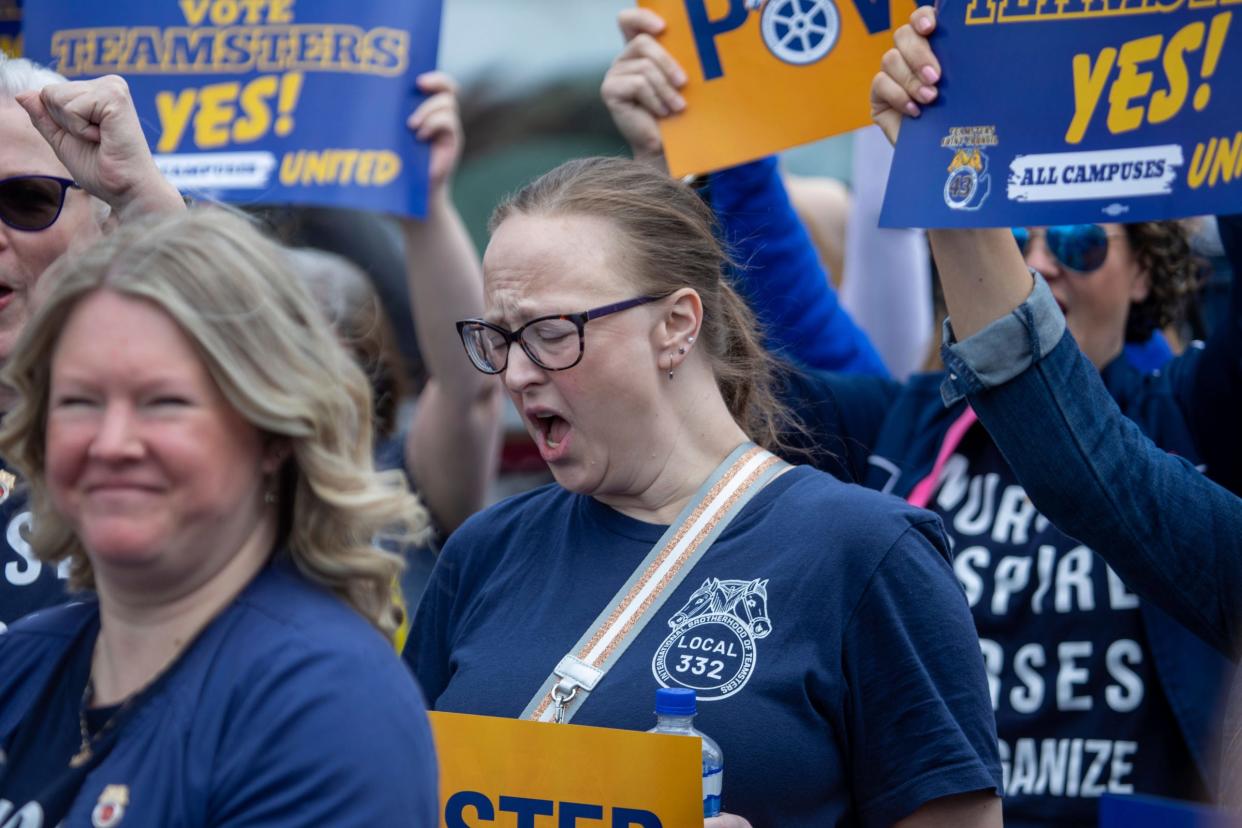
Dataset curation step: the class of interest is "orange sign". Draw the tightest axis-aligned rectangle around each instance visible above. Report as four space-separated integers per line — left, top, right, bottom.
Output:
428 712 703 827
641 0 916 176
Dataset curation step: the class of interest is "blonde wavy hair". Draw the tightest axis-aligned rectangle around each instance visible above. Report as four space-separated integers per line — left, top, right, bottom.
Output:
0 207 429 642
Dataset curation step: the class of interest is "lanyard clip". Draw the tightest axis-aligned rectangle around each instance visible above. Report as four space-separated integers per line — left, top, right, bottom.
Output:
550 683 578 724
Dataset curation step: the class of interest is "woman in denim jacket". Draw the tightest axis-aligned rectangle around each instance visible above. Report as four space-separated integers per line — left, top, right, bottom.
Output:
874 11 1242 808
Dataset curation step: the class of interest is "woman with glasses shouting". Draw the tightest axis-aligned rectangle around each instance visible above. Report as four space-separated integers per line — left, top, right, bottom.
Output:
605 8 1237 825
408 157 1004 827
0 57 184 629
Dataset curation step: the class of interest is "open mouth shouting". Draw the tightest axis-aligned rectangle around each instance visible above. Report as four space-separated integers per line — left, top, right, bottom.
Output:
526 407 572 463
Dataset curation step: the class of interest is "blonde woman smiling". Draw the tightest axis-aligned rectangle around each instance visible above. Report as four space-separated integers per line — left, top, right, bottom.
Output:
0 208 437 827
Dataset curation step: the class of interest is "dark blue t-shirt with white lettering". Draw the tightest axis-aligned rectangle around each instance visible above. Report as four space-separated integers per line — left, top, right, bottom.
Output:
0 468 69 629
409 466 1001 828
932 427 1201 827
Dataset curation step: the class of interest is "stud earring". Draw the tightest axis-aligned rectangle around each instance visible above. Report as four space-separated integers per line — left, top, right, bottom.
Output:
678 346 686 355
687 336 695 344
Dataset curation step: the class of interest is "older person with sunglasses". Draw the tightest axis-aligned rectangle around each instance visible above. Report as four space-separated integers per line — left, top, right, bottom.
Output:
608 10 1236 826
0 56 184 628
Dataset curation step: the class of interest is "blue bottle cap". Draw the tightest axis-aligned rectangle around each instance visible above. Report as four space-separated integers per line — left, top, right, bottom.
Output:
655 687 697 715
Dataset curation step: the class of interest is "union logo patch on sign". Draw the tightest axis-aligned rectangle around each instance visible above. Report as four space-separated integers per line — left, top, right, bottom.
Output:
939 125 999 212
653 578 772 700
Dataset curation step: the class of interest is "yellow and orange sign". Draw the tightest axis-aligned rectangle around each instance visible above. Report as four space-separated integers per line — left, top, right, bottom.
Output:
642 0 916 176
429 712 702 827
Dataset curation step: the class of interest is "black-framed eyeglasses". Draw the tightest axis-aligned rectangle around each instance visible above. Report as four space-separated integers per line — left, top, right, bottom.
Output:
0 175 81 232
456 295 662 374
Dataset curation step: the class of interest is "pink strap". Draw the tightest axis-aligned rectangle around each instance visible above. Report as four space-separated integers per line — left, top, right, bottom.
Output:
906 407 979 508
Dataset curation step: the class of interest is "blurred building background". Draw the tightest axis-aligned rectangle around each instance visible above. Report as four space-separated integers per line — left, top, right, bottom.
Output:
440 0 854 251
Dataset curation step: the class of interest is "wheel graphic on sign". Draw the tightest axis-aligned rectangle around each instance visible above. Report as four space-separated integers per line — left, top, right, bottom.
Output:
760 0 840 66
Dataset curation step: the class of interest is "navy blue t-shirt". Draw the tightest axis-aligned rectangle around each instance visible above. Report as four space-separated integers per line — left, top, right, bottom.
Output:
0 618 90 814
930 427 1201 827
0 471 69 629
0 563 439 828
409 466 1001 827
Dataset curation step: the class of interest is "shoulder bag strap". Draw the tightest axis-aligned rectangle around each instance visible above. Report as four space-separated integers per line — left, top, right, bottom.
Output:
521 442 790 724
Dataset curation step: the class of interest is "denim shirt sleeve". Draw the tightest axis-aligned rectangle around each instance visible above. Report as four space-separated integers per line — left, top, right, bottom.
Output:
938 271 1066 406
938 273 1242 657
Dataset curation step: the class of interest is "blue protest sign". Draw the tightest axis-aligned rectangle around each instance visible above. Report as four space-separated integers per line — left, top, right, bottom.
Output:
23 0 442 218
0 0 19 57
880 0 1240 228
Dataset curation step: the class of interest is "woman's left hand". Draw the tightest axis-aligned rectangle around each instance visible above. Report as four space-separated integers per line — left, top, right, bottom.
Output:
705 813 753 828
407 71 464 199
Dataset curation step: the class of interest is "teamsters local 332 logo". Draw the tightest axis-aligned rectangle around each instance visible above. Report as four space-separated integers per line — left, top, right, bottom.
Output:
653 578 772 700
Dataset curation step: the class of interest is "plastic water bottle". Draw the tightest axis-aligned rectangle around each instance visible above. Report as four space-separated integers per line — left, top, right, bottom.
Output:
648 688 723 818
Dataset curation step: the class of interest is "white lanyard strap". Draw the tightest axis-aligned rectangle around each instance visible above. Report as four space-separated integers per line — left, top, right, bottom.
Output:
522 443 789 724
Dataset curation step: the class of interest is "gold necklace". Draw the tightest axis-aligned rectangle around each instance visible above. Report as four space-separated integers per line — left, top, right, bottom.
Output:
70 618 215 769
69 678 135 769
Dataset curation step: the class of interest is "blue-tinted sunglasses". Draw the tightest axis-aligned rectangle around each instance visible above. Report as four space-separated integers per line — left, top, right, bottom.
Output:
1012 224 1123 274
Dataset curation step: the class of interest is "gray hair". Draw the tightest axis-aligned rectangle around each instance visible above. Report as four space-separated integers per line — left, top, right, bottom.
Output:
0 54 69 98
287 247 374 328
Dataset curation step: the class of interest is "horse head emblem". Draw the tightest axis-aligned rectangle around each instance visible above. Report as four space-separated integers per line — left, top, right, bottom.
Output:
738 579 771 638
670 578 725 627
669 578 772 638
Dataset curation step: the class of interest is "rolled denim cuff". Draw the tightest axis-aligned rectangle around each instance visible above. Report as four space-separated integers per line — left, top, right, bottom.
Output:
940 270 1067 406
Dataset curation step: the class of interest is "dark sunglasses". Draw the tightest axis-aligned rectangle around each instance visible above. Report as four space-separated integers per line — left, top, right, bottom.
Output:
0 175 81 231
1012 224 1124 274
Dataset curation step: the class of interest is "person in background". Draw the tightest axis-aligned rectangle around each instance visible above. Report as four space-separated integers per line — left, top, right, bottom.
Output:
0 207 438 826
781 127 937 382
291 245 413 443
840 126 935 380
784 171 850 285
397 71 502 539
292 72 499 616
0 59 184 627
606 9 1237 825
873 10 1242 802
